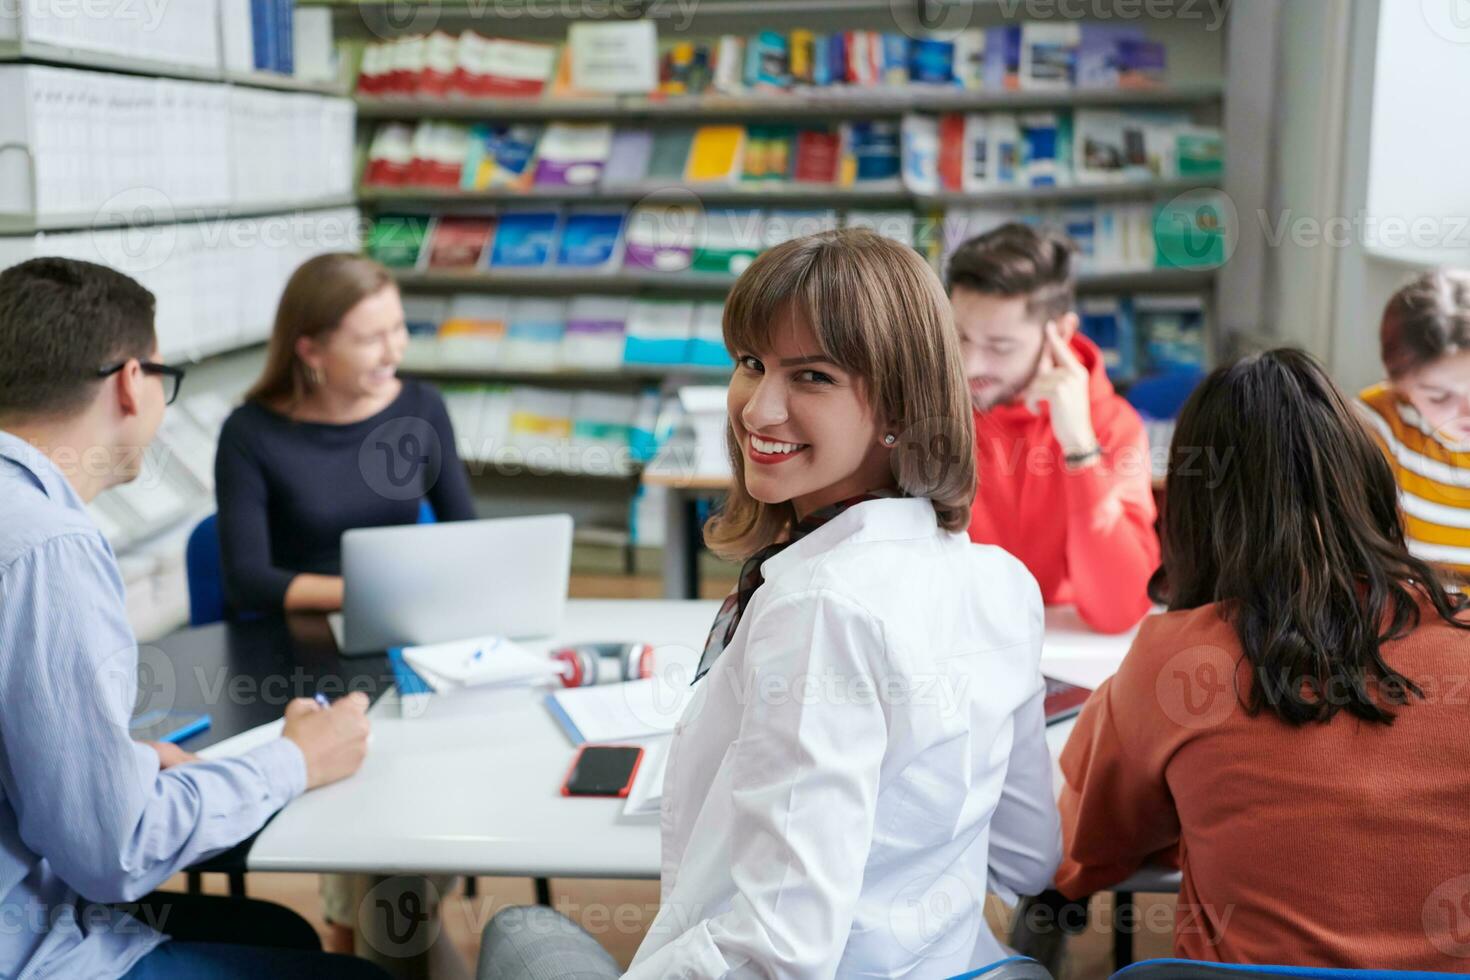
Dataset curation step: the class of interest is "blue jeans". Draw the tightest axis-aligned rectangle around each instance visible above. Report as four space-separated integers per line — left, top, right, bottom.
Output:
117 891 387 980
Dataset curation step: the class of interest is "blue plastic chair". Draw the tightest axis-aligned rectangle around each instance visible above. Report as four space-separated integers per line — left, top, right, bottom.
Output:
1125 366 1207 421
185 513 225 627
949 956 1054 979
185 500 437 627
1113 960 1462 979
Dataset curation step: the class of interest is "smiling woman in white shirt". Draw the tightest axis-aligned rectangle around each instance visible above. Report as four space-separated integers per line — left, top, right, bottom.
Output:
479 228 1061 980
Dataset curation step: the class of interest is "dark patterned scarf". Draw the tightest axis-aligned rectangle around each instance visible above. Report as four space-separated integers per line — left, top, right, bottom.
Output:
693 490 899 684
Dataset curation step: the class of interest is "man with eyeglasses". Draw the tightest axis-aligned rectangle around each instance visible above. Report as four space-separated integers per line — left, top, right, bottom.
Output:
0 258 386 979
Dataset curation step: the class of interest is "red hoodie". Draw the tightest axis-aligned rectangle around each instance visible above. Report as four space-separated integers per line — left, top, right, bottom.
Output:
968 333 1159 633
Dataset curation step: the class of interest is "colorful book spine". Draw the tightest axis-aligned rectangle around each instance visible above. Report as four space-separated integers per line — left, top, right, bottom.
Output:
556 210 627 270
490 210 563 268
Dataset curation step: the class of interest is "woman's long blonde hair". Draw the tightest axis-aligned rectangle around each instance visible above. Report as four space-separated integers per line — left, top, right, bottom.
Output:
704 228 977 561
246 253 395 411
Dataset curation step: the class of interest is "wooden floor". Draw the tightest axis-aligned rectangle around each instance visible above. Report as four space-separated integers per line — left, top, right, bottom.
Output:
166 568 1176 978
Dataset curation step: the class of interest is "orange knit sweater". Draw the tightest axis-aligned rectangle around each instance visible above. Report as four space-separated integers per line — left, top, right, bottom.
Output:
1056 600 1470 969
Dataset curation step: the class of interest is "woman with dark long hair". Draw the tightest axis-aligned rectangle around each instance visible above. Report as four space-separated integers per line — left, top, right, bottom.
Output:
1056 348 1470 969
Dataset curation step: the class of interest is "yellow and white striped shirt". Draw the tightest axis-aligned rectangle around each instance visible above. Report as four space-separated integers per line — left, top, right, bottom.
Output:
1358 383 1470 574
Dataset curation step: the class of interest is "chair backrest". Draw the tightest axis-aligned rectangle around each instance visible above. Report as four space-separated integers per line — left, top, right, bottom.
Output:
949 956 1055 980
189 501 434 628
1114 959 1462 979
185 513 225 627
1125 366 1206 421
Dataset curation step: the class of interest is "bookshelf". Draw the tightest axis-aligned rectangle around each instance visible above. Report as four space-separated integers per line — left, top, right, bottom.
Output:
325 2 1231 570
0 195 360 236
361 176 1219 209
0 39 349 94
386 265 1216 295
354 81 1223 120
0 1 360 616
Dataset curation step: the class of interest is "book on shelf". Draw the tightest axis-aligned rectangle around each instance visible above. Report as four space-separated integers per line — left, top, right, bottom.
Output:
684 125 745 184
1135 294 1207 373
463 124 541 191
602 129 654 186
713 36 745 94
508 387 575 450
419 30 459 98
744 31 790 90
900 114 939 194
911 36 956 86
953 30 987 89
624 204 697 272
692 209 761 276
840 120 902 186
563 295 632 370
1078 295 1137 381
426 215 497 269
367 214 431 269
410 122 471 188
489 209 563 268
403 295 449 337
504 298 567 370
688 302 732 369
534 122 614 187
571 391 638 450
1019 111 1071 187
625 299 695 365
984 25 1023 91
793 128 840 184
646 128 695 181
438 295 509 360
457 33 557 97
364 123 415 186
557 209 627 270
249 0 277 74
742 125 794 183
1019 23 1080 91
881 34 911 87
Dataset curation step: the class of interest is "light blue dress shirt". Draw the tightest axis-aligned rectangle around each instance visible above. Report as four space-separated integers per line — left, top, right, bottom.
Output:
0 430 307 980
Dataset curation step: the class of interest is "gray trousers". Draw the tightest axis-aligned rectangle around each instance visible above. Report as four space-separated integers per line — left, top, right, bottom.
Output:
477 906 621 980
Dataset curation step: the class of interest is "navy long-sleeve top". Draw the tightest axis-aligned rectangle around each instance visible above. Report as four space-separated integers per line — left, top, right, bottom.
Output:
214 379 476 614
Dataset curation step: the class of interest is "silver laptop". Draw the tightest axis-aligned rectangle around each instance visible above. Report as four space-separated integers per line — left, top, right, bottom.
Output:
337 514 573 655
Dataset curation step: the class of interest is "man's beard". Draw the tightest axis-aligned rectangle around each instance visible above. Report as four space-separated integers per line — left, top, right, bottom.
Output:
968 346 1046 413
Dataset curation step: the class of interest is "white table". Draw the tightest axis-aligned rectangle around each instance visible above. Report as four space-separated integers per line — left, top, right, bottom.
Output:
242 599 1159 885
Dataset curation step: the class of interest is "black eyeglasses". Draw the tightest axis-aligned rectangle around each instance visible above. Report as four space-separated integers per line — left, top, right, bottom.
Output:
96 360 186 406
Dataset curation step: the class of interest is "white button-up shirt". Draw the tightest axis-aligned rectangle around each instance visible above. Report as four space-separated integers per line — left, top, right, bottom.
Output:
627 497 1061 979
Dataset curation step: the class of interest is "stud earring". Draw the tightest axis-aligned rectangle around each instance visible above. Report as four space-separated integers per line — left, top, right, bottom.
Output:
883 433 896 446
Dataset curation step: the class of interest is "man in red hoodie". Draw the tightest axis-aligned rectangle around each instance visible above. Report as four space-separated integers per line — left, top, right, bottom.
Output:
947 223 1157 633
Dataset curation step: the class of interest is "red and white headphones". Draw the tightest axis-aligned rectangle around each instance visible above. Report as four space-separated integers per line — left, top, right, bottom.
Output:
549 643 657 688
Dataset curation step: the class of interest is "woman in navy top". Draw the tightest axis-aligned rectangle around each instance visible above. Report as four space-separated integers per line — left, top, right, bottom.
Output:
215 252 474 614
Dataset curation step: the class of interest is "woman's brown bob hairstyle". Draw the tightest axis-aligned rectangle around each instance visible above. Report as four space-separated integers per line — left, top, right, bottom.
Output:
246 253 396 410
704 228 977 561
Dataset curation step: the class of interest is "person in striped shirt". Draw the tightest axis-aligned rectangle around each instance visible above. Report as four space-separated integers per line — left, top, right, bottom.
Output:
1357 270 1470 578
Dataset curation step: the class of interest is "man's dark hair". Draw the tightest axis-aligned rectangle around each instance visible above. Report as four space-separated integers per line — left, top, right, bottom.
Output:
945 222 1076 322
0 257 156 420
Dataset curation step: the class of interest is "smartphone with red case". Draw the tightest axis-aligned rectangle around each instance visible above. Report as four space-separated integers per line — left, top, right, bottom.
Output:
560 745 645 798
